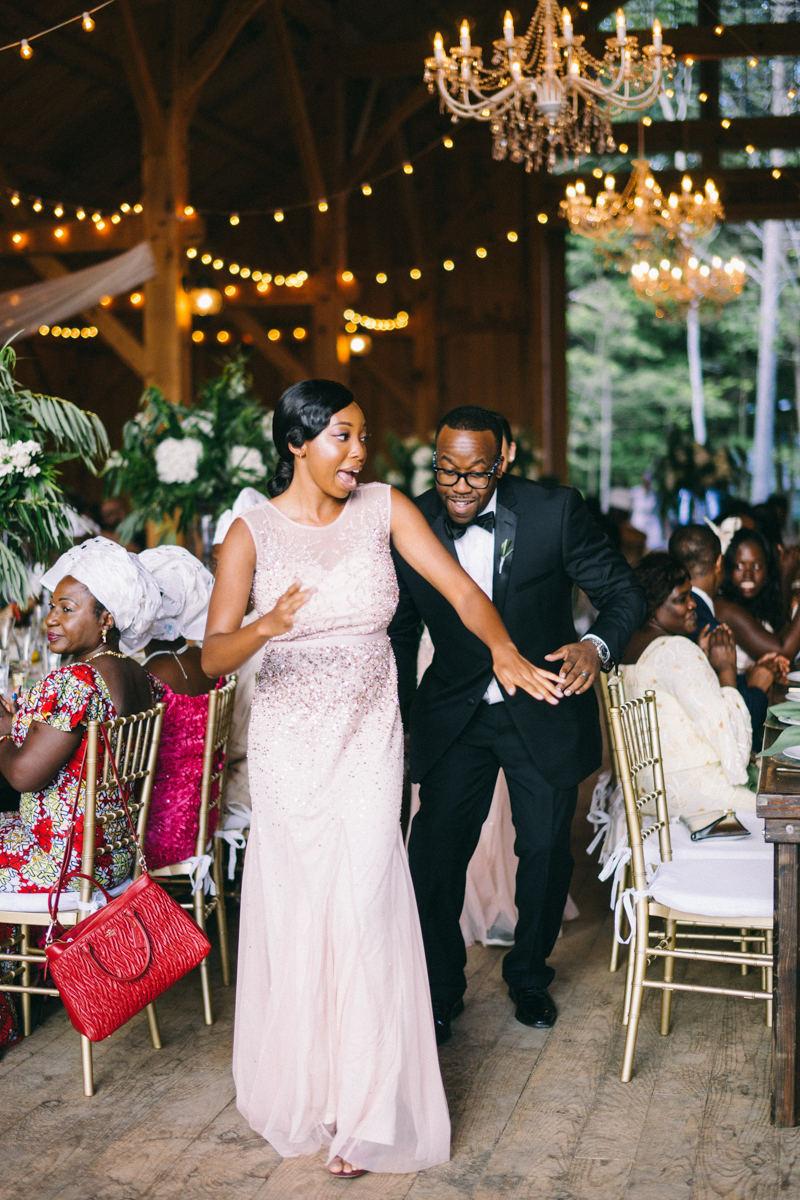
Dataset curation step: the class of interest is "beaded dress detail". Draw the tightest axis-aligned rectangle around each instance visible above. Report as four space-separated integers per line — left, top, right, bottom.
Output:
233 483 450 1173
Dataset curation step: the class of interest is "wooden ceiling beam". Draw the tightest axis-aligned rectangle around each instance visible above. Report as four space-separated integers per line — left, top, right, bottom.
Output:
265 0 326 204
183 0 269 105
228 308 309 383
344 84 431 192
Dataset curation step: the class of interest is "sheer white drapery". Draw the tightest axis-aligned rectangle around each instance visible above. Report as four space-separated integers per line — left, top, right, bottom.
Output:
0 242 156 341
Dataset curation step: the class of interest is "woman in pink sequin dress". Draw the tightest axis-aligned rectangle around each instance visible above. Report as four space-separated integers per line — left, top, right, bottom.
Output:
203 381 562 1179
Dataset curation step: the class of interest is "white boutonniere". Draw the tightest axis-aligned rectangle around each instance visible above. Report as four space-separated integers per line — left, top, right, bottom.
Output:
499 539 514 574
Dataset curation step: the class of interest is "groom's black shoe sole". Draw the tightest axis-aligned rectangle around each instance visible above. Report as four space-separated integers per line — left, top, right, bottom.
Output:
508 986 557 1028
433 998 464 1046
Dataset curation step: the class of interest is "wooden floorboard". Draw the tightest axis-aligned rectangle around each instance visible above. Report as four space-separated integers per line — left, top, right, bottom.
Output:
0 766 794 1200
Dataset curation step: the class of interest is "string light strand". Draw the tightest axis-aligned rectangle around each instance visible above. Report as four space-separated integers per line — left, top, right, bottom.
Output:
0 1 115 56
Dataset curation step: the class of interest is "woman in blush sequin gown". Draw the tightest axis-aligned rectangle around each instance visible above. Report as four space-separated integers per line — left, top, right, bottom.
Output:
203 381 564 1179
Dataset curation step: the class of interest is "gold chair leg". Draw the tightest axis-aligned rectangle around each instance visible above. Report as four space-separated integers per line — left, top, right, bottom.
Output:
81 1035 94 1096
20 924 31 1037
609 862 628 973
146 1002 162 1049
766 929 774 1028
622 920 636 1027
194 888 213 1026
212 839 231 988
621 916 648 1083
740 927 749 976
660 919 676 1036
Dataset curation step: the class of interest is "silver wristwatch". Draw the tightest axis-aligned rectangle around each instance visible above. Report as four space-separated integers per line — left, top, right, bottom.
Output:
581 633 613 672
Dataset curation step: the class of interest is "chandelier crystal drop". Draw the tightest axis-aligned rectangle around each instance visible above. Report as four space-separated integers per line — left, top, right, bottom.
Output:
424 2 674 172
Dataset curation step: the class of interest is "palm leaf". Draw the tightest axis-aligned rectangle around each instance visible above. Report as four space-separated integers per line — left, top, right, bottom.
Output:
16 394 109 470
0 540 33 607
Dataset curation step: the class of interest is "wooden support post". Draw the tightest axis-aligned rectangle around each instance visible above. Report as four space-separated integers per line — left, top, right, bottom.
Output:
527 225 568 482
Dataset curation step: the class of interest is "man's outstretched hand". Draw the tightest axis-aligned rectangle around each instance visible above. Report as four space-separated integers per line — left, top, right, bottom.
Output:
545 641 601 696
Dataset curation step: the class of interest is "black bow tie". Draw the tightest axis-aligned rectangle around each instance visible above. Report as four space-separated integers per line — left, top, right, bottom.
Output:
445 510 495 540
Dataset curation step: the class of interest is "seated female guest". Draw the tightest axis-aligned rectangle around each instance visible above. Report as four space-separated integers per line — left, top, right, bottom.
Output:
0 538 160 892
621 552 755 816
138 545 219 870
716 526 800 669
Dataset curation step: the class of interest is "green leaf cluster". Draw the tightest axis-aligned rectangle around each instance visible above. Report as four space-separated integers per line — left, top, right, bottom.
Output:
0 344 109 607
104 354 278 542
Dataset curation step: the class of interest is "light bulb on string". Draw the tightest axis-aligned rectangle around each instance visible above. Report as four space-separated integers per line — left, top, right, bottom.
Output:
82 11 95 32
20 39 32 59
54 205 63 217
361 183 372 196
274 210 284 223
32 199 42 212
10 193 19 206
76 209 85 220
230 213 239 225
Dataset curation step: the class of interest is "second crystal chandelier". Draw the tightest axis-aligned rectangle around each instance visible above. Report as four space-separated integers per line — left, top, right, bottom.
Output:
424 1 674 171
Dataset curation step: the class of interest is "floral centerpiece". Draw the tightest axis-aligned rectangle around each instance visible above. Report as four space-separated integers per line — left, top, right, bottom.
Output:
0 345 109 605
104 355 278 543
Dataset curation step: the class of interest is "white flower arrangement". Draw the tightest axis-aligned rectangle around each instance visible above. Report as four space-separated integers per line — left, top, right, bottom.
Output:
412 445 432 468
411 467 434 496
155 436 204 485
0 438 42 479
229 445 267 481
182 411 215 438
261 411 274 439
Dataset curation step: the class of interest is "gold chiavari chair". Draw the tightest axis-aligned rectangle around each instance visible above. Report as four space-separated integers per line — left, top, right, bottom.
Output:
597 672 628 970
0 702 166 1096
150 676 237 1025
610 690 773 1083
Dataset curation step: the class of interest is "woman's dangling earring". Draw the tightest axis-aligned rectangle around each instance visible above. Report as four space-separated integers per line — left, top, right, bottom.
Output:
101 627 107 644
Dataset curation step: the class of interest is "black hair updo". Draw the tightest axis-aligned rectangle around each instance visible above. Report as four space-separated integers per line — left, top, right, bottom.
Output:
268 379 356 498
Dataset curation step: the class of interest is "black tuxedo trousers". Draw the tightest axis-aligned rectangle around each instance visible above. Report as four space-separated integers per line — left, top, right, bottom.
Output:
409 700 578 1001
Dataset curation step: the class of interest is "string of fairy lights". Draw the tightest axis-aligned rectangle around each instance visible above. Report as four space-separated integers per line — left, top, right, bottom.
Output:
0 1 115 58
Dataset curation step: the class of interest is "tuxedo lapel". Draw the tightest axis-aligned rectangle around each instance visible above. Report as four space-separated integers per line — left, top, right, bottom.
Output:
431 506 459 562
492 484 518 616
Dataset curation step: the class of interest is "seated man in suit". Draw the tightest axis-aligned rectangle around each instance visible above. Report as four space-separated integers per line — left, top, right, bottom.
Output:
389 406 646 1042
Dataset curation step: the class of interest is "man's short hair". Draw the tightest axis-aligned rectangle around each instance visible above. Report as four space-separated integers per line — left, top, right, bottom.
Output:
668 524 721 573
436 406 503 457
488 410 513 448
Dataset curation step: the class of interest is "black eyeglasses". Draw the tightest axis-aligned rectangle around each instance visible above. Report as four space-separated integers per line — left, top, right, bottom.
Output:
432 454 502 490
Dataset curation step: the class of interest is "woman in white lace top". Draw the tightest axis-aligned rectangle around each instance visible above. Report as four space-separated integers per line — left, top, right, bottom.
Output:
620 552 755 816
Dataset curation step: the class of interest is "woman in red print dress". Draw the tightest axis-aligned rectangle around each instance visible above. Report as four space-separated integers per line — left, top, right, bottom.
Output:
0 538 160 894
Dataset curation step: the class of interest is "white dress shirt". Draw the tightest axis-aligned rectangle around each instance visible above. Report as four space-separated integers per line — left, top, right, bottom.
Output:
452 492 504 704
692 585 716 617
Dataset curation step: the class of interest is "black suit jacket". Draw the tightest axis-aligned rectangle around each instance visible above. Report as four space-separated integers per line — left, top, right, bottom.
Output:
388 476 647 789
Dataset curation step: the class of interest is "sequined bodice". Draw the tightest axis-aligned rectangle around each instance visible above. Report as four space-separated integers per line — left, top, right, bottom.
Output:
241 482 398 644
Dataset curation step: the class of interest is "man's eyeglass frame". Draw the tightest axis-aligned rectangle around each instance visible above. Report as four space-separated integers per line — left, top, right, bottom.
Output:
431 454 502 491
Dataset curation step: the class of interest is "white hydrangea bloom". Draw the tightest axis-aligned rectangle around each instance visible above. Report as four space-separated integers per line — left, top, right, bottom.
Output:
385 470 405 488
229 445 267 480
105 450 124 470
411 468 433 496
155 437 204 484
0 438 41 479
182 411 214 437
261 411 274 439
411 445 432 468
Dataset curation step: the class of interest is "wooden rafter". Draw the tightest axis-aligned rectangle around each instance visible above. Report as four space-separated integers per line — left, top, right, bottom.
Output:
265 0 326 204
344 84 431 192
228 309 309 384
183 0 270 104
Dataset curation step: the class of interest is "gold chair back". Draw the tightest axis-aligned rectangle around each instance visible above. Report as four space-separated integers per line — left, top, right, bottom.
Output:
598 671 626 786
195 677 238 857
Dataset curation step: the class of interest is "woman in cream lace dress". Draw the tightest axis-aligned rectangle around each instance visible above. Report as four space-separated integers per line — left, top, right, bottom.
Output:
621 552 755 816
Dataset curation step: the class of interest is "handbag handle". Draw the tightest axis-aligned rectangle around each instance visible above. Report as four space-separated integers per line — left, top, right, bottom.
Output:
86 907 153 983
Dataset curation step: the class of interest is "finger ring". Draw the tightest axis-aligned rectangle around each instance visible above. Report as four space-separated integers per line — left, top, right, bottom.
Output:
579 671 589 677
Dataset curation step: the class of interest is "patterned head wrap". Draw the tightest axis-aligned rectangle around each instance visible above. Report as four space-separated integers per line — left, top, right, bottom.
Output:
139 545 214 642
40 536 162 654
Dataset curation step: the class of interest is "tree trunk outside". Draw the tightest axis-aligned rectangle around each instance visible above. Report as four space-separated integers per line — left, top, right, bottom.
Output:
686 302 707 446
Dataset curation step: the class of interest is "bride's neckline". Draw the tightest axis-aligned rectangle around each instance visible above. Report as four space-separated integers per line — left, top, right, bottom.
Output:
267 490 354 529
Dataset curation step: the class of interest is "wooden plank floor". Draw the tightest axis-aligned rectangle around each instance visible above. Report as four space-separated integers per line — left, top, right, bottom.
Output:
3 771 798 1200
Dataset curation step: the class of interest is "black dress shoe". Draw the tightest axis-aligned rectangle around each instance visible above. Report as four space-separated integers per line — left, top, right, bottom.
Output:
432 998 464 1045
507 986 557 1028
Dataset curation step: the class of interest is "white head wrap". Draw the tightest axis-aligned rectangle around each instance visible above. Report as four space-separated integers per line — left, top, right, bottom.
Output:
139 545 214 642
213 486 268 546
704 515 742 556
40 536 162 654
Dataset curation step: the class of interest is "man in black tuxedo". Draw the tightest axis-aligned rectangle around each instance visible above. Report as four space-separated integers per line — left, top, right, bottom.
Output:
389 406 646 1042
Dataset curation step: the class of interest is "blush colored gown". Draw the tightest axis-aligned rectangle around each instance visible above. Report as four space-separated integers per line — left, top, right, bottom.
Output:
232 483 450 1174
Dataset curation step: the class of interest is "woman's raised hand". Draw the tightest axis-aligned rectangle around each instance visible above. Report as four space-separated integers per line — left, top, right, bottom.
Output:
491 644 563 705
257 582 314 641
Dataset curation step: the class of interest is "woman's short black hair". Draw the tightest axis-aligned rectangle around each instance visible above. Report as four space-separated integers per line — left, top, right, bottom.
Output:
720 526 782 628
634 552 689 621
268 379 356 497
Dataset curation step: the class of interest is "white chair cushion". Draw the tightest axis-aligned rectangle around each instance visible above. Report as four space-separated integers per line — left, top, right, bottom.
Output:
642 811 773 868
649 856 773 920
0 877 132 913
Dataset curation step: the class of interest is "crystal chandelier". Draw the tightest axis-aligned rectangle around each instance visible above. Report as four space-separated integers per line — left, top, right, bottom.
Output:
423 2 674 171
561 161 723 252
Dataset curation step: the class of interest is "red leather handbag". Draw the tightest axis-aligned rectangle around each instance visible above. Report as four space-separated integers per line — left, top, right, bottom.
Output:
45 726 211 1042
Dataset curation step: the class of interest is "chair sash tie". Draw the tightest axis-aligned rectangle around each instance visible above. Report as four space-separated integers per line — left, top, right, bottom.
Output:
214 829 248 880
186 854 216 896
614 886 651 945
